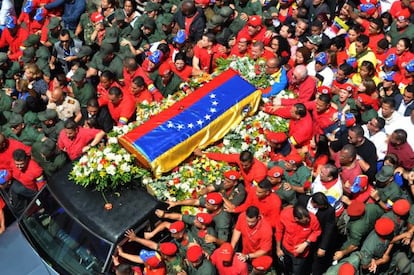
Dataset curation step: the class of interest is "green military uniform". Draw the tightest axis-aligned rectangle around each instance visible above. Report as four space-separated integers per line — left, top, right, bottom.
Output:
39 120 64 142
388 22 414 46
2 61 20 89
233 0 263 16
154 73 182 97
407 205 414 225
199 197 232 242
278 161 311 188
88 54 124 80
341 204 383 249
31 141 68 178
332 95 358 115
173 230 202 259
158 249 187 275
182 214 217 255
274 185 297 207
78 13 96 46
382 211 406 235
0 90 12 112
187 258 217 275
376 181 403 207
3 125 44 146
71 81 96 108
324 251 361 275
359 230 392 273
213 181 246 206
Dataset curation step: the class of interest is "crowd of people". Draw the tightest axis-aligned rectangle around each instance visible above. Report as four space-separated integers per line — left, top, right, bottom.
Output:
0 0 414 274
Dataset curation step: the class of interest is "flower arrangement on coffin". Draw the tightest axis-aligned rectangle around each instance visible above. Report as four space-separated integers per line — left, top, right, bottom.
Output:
142 156 231 202
215 56 272 88
188 73 213 89
206 111 289 162
69 124 151 192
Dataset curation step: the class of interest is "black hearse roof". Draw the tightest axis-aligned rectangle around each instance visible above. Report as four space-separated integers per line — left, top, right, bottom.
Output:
48 164 161 244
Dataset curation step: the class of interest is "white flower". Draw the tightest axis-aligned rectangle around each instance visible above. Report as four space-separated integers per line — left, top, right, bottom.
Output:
106 164 116 176
121 163 131 173
123 154 131 162
223 139 230 146
241 143 249 151
108 137 118 144
97 164 103 171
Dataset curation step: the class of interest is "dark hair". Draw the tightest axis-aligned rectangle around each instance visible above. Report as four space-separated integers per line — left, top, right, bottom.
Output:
393 129 407 143
174 52 186 62
311 19 323 29
293 204 309 220
360 61 376 77
240 151 253 162
204 32 216 44
115 264 134 275
349 24 364 35
157 42 170 56
60 29 70 37
331 35 346 50
108 86 123 97
370 18 384 32
314 134 330 160
54 73 68 87
311 192 329 208
342 144 357 160
381 97 396 109
13 149 27 161
296 47 312 64
406 84 414 94
87 98 99 108
324 163 339 179
101 70 116 81
273 36 291 65
246 206 260 218
64 118 78 130
384 153 399 166
376 117 385 130
357 34 369 47
398 37 412 50
294 103 307 117
124 57 137 70
318 93 331 104
339 62 354 76
132 76 146 87
258 179 272 191
381 12 393 25
377 38 389 50
349 125 364 138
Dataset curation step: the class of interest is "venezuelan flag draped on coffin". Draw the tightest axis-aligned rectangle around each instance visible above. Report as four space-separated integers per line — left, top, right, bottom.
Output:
119 69 262 176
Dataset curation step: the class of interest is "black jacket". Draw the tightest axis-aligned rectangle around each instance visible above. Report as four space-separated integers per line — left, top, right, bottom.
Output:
174 7 206 43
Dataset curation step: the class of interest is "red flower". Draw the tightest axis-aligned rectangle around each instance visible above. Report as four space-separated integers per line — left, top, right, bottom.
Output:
173 178 180 184
246 124 252 129
258 128 264 134
192 190 198 199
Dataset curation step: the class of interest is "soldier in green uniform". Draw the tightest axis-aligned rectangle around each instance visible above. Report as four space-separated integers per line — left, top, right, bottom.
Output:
154 63 183 97
0 52 21 89
3 114 45 146
87 43 124 80
200 170 247 207
44 17 63 48
275 152 311 195
333 201 383 262
267 165 297 206
133 2 161 30
186 245 217 275
139 18 167 49
370 165 404 212
70 68 96 109
124 229 187 274
31 138 68 178
37 109 65 142
113 9 133 39
233 0 263 16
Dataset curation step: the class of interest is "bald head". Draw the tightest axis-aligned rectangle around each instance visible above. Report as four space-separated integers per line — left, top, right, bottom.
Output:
50 87 64 104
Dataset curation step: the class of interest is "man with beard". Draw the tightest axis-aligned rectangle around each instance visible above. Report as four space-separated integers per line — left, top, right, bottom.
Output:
37 109 64 142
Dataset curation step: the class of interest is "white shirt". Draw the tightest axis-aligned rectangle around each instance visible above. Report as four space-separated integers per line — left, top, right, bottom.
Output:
378 109 405 135
362 125 388 161
400 116 414 150
307 61 334 87
397 100 414 117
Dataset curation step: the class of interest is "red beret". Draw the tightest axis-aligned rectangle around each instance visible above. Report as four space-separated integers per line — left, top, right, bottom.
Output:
396 9 410 21
146 255 162 268
284 152 302 165
206 192 223 205
186 245 203 263
252 255 273 271
158 62 171 76
248 15 262 27
357 93 375 106
195 212 213 225
219 243 234 262
90 11 104 23
169 221 185 234
195 0 210 5
224 170 240 180
347 201 365 217
159 242 177 256
266 131 287 144
392 199 410 216
340 83 355 94
375 217 395 236
267 166 284 178
318 86 331 96
338 262 355 275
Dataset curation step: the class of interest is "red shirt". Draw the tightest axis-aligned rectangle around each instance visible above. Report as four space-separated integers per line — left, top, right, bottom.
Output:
107 94 136 125
0 26 29 61
210 249 248 275
193 44 227 73
97 81 123 106
122 66 154 92
306 102 338 136
57 127 101 160
234 187 281 228
205 152 268 192
276 207 321 257
235 212 273 254
387 142 414 170
170 62 193 81
10 159 44 191
0 197 5 209
282 72 317 106
237 25 271 46
387 48 414 72
0 138 31 170
132 88 159 104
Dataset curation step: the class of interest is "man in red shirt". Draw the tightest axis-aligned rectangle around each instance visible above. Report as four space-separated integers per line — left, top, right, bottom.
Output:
227 179 281 229
0 15 29 61
230 206 272 263
57 119 106 160
130 76 162 104
0 134 31 170
8 149 45 215
107 87 137 125
210 242 248 274
194 149 267 193
276 204 321 275
387 129 414 170
96 70 123 106
249 41 275 61
229 35 251 58
310 93 338 136
236 15 272 46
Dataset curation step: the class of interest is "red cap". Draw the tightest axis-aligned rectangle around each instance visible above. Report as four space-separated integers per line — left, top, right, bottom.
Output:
357 93 375 106
159 242 177 256
284 152 302 165
158 62 171 76
146 255 162 268
338 262 355 275
169 221 185 234
224 170 240 180
375 217 395 236
340 83 355 94
266 131 287 144
248 15 262 27
252 255 273 271
392 199 410 216
347 201 365 217
318 86 331 96
267 166 284 178
195 212 213 225
186 245 203 263
238 33 252 43
396 9 410 21
219 243 234 262
90 11 104 23
206 192 223 205
195 0 210 5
